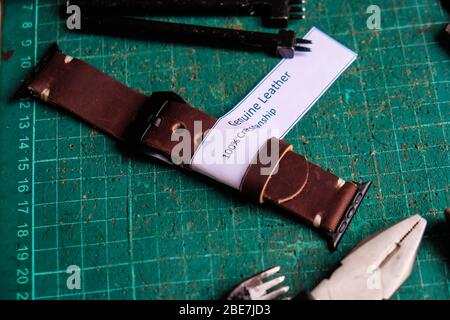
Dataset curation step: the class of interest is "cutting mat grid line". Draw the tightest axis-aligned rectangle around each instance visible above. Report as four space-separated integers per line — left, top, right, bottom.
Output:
0 0 448 300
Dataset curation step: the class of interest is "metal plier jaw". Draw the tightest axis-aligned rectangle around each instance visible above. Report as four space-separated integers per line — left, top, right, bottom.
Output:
310 214 427 300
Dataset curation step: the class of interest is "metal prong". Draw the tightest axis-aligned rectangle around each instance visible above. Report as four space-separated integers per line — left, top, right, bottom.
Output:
290 14 306 19
255 266 281 280
290 6 306 13
295 46 311 52
290 0 307 4
297 38 312 44
260 286 290 300
226 266 286 300
295 37 312 52
253 275 285 293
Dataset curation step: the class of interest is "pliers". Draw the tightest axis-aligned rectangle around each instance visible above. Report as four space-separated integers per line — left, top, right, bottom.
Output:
227 214 427 300
309 214 427 300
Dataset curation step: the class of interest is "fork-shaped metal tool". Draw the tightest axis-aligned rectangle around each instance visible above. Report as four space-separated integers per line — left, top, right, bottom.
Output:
226 266 289 300
69 0 306 27
77 15 312 58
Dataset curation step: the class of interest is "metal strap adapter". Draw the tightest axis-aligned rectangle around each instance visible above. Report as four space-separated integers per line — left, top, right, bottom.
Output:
123 92 187 165
327 181 372 249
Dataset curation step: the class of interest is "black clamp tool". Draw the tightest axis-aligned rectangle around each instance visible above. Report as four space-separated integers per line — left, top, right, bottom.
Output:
69 0 307 28
75 14 312 58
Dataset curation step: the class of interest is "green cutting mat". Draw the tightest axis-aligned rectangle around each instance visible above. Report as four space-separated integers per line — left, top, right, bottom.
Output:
0 0 449 300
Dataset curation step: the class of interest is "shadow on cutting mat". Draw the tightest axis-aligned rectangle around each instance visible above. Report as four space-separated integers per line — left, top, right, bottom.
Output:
426 219 450 268
435 28 450 56
436 1 450 56
440 0 450 13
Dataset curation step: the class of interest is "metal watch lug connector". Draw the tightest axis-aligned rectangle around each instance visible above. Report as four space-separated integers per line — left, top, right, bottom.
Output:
327 181 372 250
124 91 186 165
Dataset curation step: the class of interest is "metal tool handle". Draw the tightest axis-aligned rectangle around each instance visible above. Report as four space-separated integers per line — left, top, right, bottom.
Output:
80 15 279 51
69 0 306 27
70 0 257 14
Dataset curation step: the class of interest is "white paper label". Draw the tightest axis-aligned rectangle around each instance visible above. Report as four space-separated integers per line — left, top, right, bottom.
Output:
191 27 357 189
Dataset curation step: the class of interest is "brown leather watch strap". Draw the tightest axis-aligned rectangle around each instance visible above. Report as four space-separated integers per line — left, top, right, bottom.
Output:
23 44 370 249
24 45 148 140
240 138 366 235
